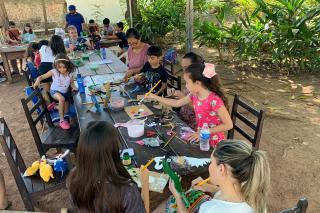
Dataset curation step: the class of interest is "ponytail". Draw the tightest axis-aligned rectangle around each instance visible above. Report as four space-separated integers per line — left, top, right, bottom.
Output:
242 150 270 213
213 140 270 213
185 63 229 110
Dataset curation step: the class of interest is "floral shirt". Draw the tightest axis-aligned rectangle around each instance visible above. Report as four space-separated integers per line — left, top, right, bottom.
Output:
189 92 225 146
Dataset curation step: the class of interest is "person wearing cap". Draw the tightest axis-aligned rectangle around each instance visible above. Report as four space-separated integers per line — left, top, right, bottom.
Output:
65 5 85 36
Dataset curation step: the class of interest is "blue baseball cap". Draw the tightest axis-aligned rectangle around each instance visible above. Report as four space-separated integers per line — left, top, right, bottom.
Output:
68 5 76 10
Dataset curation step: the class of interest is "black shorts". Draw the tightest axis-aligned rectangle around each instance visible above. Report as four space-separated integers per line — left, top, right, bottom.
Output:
38 62 53 83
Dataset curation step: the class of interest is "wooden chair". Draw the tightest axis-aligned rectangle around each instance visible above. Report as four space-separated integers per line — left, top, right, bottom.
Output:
21 88 79 157
277 198 308 213
227 95 265 149
165 68 182 91
0 117 67 211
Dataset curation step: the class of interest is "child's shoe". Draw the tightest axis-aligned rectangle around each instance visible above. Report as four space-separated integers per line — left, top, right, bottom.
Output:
59 120 70 130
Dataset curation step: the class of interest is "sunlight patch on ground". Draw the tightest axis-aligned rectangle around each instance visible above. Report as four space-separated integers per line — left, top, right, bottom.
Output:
302 85 314 96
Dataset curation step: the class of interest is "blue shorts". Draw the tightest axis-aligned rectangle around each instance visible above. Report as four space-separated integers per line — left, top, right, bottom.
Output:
50 90 70 101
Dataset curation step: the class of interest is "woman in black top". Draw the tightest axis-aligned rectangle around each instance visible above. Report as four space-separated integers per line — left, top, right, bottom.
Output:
68 121 146 213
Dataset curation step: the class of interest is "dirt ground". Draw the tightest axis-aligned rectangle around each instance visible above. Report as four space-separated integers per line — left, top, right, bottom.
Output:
0 47 320 212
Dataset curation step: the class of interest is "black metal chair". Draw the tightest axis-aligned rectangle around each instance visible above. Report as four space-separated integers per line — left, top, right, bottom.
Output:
277 198 308 213
0 117 67 211
21 88 79 156
227 94 265 149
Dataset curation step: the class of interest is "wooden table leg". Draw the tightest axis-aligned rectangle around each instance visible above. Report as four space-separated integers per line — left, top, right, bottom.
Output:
0 53 12 83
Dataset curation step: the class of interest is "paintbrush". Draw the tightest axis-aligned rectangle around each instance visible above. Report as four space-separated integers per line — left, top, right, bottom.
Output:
142 158 155 171
138 80 161 105
196 177 211 186
161 132 176 148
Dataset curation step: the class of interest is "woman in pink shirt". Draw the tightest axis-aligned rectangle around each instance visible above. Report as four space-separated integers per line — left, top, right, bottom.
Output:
123 28 150 81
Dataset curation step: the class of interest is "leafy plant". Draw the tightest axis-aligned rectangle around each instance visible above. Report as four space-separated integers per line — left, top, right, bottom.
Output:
135 0 185 46
90 4 104 24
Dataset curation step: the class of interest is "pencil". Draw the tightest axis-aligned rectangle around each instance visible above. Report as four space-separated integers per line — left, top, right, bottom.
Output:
196 177 211 186
139 80 162 104
142 158 155 171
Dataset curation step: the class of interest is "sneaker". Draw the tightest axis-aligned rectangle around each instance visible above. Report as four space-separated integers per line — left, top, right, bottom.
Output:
59 120 70 130
47 102 56 111
0 77 6 83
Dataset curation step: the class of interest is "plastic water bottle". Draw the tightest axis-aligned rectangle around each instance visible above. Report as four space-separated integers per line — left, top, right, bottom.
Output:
101 47 107 60
200 123 211 151
76 74 85 94
91 94 101 112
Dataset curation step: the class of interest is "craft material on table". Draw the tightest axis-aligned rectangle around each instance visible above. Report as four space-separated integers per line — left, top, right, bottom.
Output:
127 168 169 193
97 59 113 65
141 137 164 147
109 96 126 111
153 156 211 171
162 158 211 211
124 104 154 119
138 80 161 105
114 119 146 138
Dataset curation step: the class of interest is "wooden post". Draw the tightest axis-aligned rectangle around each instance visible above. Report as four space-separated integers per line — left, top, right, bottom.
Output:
129 0 133 27
0 0 9 28
41 0 49 35
186 0 194 52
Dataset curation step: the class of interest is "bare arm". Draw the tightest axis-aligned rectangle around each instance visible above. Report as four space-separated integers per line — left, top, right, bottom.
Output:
34 70 53 88
209 106 233 133
154 82 167 96
5 32 18 44
147 94 191 108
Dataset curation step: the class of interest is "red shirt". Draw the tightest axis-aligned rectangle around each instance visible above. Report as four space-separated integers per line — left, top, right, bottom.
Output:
6 29 20 44
34 52 41 69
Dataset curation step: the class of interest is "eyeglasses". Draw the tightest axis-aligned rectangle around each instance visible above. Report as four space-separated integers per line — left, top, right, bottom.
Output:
128 41 139 46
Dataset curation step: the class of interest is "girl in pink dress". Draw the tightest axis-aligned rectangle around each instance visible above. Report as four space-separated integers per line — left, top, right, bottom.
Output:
147 63 233 147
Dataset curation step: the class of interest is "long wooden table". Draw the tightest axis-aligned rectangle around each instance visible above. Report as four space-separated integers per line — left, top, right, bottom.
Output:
73 50 211 169
0 44 27 83
100 39 122 48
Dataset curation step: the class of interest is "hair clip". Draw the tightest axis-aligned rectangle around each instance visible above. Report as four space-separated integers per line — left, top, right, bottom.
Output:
55 59 70 63
202 63 216 79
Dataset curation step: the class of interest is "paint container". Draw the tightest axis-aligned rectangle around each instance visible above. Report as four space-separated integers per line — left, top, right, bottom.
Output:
122 152 132 166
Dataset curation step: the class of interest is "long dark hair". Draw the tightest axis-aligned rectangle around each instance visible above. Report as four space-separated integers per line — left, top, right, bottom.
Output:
68 121 134 213
126 28 141 40
49 35 66 56
213 140 270 213
23 23 33 34
53 54 75 74
183 52 205 64
185 63 229 109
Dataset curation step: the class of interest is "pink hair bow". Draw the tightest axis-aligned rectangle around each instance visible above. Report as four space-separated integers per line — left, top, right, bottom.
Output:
203 63 216 79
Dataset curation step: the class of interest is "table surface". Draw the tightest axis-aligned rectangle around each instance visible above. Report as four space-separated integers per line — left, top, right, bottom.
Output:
0 44 28 53
100 39 122 44
72 50 211 172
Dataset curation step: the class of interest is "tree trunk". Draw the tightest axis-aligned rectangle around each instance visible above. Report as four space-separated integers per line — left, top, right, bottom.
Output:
0 0 9 28
125 0 138 27
41 0 49 34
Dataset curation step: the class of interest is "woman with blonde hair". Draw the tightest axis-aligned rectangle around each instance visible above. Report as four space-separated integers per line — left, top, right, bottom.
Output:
154 140 270 213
